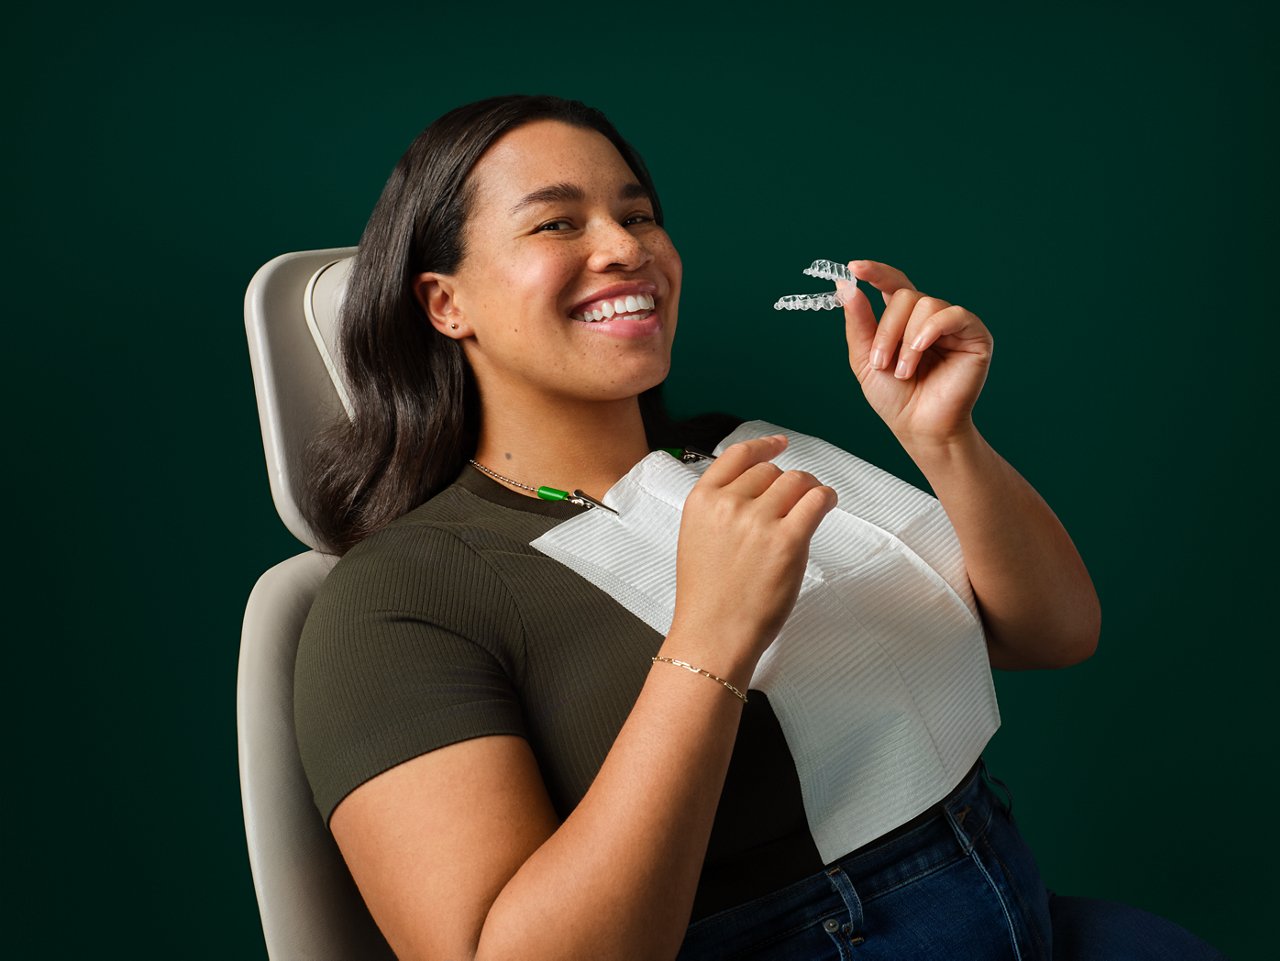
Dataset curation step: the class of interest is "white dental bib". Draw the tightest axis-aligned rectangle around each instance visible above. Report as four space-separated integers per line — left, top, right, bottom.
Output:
530 420 1000 862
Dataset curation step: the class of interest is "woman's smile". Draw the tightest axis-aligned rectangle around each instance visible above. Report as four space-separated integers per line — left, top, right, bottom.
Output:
569 282 656 323
569 281 660 338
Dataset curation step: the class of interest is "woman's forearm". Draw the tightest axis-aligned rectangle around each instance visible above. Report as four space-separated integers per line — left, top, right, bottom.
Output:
902 427 1101 670
475 626 754 961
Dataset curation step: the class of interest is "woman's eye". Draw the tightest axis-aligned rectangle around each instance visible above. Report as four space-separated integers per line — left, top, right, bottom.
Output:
535 213 654 233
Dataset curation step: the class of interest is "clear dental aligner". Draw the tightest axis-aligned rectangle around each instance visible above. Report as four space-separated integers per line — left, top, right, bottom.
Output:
774 292 845 311
803 259 855 283
774 259 856 311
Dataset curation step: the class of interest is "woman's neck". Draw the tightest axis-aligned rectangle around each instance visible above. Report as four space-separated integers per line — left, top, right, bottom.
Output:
471 394 653 501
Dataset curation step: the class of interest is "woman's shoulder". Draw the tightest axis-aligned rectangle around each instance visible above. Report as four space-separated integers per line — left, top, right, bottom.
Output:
297 484 529 715
312 503 511 614
294 495 530 821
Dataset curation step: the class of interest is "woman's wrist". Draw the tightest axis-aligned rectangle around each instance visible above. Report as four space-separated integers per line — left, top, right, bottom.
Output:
894 419 988 477
659 618 760 697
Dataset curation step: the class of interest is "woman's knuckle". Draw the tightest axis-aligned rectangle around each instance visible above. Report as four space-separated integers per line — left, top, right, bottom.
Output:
746 468 780 489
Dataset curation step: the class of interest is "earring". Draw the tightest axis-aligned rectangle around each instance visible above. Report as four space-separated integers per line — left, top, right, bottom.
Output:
450 323 458 330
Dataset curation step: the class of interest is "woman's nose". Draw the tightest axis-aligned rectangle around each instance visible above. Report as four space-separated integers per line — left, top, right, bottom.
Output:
586 219 653 272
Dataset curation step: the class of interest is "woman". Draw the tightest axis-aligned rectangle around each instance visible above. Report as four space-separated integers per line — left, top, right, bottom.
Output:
295 95 1225 960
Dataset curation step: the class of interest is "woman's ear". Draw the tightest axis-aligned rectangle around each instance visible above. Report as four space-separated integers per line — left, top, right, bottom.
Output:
413 272 469 338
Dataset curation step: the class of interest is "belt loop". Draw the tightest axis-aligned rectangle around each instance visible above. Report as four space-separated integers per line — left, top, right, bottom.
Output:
944 801 976 854
824 865 865 935
979 758 1015 818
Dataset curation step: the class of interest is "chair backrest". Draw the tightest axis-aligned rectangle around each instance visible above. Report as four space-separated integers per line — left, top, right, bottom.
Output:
240 248 396 960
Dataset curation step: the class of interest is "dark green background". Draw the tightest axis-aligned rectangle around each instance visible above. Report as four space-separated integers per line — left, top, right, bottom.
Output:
10 1 1273 956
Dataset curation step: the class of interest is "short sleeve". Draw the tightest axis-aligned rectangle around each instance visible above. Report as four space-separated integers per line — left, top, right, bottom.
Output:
294 523 528 823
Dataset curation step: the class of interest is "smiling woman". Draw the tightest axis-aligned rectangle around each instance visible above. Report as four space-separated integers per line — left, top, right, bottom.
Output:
293 95 1227 961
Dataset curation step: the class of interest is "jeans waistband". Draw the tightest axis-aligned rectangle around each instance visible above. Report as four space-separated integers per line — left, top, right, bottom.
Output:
681 759 1003 954
823 759 994 893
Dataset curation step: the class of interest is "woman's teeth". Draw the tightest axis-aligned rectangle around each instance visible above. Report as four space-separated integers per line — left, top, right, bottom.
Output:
573 293 656 323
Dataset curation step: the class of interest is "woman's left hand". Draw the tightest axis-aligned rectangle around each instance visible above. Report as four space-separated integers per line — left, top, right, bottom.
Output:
839 260 993 447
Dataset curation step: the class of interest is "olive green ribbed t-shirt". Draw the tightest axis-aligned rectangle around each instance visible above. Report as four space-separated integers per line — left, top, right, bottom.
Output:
294 417 824 921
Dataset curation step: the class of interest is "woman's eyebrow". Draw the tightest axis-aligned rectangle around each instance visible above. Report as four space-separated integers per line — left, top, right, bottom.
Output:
509 181 650 215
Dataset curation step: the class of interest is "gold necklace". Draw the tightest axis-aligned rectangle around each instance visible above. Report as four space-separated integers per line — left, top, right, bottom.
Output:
468 447 712 514
467 459 617 513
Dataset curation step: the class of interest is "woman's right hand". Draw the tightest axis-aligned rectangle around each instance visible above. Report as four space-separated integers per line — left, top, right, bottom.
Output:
670 435 837 672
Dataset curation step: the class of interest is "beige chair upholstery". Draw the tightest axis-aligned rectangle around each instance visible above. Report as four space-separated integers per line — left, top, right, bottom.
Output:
244 248 356 549
240 248 396 959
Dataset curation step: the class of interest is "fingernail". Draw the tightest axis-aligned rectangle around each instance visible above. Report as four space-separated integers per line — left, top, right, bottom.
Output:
870 348 887 370
894 358 910 379
835 280 856 305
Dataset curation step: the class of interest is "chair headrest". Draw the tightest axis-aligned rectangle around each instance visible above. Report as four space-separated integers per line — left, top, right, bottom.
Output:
303 257 355 420
244 246 358 549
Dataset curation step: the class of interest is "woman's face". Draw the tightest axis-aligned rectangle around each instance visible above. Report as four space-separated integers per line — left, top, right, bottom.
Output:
417 120 682 413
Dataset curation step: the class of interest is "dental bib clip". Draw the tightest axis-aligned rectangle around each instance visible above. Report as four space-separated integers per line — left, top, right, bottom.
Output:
774 259 856 311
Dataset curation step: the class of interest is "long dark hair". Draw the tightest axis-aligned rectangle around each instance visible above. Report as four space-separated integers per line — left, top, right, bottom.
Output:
304 95 675 554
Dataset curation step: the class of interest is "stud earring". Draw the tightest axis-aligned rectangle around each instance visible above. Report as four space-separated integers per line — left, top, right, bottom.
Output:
450 323 458 330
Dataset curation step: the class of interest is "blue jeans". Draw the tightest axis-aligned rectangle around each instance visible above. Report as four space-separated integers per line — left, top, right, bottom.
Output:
677 761 1227 960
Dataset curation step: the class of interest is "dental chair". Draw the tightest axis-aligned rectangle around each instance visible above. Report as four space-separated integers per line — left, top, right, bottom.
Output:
239 247 396 960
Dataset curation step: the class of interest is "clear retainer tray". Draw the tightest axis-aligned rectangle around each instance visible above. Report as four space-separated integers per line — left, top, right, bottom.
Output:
774 259 856 311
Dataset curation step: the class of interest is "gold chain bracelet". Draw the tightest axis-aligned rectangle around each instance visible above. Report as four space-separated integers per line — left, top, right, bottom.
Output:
651 656 748 703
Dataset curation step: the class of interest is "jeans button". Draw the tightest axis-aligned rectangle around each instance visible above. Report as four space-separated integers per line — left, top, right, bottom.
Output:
823 918 841 933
